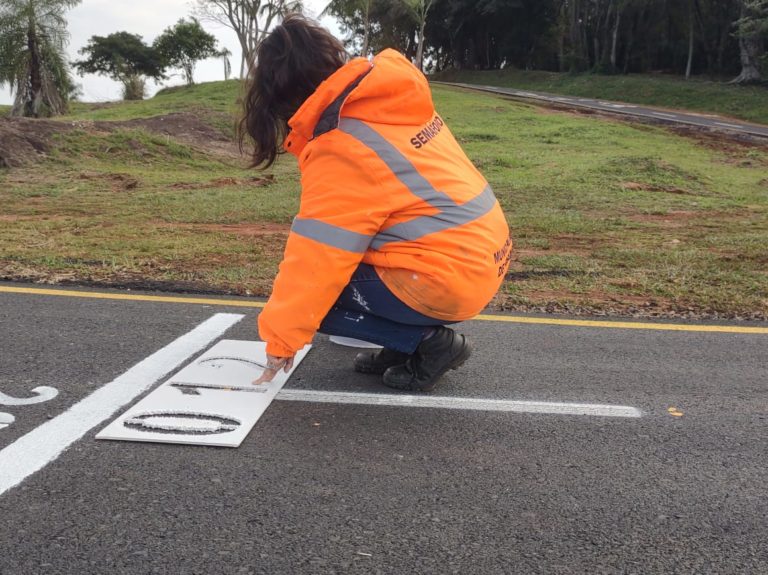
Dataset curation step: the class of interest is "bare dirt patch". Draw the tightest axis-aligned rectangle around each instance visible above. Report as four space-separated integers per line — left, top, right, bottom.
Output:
620 181 700 195
168 175 274 190
493 288 767 320
0 112 234 168
512 234 603 260
120 112 232 147
158 222 290 237
666 126 768 163
623 210 701 229
0 214 70 223
0 117 65 167
77 171 139 191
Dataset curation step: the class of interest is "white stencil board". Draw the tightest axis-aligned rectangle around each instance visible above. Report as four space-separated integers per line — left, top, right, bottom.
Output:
96 340 311 447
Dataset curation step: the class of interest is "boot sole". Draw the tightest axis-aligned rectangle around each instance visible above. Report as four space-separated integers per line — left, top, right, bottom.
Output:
354 365 389 375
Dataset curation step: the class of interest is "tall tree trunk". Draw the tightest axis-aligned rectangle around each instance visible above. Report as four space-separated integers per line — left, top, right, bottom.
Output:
416 20 426 70
716 21 730 75
27 16 42 117
593 36 600 69
610 8 621 70
569 0 585 70
692 0 714 75
361 0 371 56
623 10 637 73
734 33 763 82
599 1 614 68
557 0 567 71
685 0 695 79
732 0 764 83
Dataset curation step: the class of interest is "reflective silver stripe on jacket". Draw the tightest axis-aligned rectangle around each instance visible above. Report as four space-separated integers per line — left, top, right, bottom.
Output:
291 117 497 253
291 218 373 253
370 184 496 249
340 117 497 248
339 118 458 210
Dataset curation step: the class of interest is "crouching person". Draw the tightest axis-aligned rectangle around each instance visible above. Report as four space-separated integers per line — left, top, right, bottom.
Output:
242 15 512 392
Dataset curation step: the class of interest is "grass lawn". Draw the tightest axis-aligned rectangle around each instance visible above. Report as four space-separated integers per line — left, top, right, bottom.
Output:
434 69 768 126
67 81 242 119
1 83 767 318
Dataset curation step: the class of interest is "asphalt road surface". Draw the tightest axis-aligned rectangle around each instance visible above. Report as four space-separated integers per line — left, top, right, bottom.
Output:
1 283 767 574
435 82 768 139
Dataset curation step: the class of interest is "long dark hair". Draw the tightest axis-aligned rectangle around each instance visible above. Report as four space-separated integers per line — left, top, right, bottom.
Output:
239 15 348 169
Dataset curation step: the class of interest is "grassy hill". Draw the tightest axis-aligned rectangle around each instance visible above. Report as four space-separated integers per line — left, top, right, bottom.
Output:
434 69 768 126
1 80 767 318
66 81 242 120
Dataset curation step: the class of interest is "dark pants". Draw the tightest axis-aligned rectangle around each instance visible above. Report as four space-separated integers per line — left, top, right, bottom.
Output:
318 264 454 353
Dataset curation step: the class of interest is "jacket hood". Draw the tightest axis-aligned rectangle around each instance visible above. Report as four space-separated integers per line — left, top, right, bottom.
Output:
285 49 435 157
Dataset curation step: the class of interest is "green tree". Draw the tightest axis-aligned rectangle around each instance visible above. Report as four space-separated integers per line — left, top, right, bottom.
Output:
74 32 165 100
400 0 436 70
154 18 219 85
0 0 81 117
194 0 304 78
322 0 375 56
324 0 417 58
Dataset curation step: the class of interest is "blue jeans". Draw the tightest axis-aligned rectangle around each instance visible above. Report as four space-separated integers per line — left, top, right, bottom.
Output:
318 264 454 353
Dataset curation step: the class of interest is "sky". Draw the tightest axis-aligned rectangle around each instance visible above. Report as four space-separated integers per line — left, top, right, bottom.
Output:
0 0 339 105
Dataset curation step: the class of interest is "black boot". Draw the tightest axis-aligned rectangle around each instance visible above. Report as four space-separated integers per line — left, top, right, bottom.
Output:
354 348 411 375
382 327 472 392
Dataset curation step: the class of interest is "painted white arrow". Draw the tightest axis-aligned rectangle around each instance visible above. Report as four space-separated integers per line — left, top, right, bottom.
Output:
0 386 59 406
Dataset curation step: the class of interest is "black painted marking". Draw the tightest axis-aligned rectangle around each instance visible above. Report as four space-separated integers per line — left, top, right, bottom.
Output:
124 411 242 435
169 382 268 394
198 357 267 370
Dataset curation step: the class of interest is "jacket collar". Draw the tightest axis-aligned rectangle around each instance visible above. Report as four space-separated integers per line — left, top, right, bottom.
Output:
283 56 372 158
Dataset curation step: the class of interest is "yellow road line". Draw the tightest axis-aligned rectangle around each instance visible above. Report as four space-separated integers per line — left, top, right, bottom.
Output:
2 285 767 334
0 285 265 309
472 313 768 334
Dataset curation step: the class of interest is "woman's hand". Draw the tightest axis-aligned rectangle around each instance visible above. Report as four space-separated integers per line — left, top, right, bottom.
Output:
253 354 295 385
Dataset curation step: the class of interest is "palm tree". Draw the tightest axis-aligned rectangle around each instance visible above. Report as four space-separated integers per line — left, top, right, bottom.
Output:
0 0 81 117
218 47 233 80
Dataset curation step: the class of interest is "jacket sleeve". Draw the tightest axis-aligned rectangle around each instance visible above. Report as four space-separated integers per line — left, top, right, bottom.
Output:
257 136 391 357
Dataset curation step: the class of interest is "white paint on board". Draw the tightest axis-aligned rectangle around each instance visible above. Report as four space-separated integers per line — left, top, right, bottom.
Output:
96 340 311 447
276 389 643 418
0 386 59 406
0 313 244 497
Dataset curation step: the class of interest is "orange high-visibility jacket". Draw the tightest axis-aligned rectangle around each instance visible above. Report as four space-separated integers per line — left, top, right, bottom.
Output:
258 49 512 357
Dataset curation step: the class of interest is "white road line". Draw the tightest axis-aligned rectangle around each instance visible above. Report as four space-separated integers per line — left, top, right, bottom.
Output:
275 389 642 418
650 112 677 119
714 121 744 129
0 313 243 497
